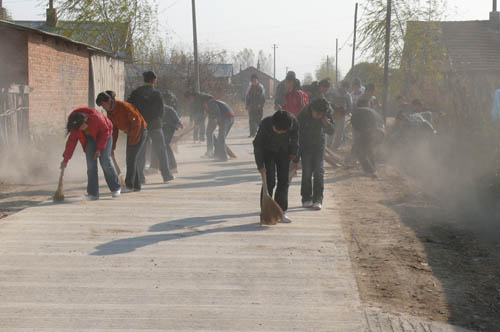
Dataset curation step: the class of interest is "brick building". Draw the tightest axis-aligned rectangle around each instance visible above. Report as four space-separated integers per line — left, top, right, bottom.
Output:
0 20 125 139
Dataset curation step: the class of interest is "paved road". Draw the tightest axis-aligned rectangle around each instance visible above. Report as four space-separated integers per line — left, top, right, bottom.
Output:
0 128 474 331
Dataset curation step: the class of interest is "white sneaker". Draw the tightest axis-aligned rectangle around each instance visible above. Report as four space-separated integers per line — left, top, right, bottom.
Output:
111 188 121 198
313 202 322 210
281 214 292 223
85 194 99 201
303 200 313 208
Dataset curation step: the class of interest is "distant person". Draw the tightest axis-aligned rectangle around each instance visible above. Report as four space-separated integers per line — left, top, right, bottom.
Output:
303 78 332 102
350 107 385 178
96 91 148 192
282 71 309 117
356 83 379 109
246 74 266 138
297 98 334 210
202 96 235 161
274 70 303 110
128 71 174 184
329 80 353 150
61 108 121 200
185 90 207 143
150 104 183 173
351 78 365 106
253 110 299 223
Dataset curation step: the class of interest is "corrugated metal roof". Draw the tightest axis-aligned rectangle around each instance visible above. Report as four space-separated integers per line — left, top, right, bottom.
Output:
206 64 233 78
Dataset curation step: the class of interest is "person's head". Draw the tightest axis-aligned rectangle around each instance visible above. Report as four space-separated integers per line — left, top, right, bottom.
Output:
272 110 292 134
364 83 375 96
96 92 114 112
411 98 423 112
310 98 330 120
318 78 332 94
352 78 362 92
143 70 157 84
285 71 296 92
66 111 88 133
340 80 351 91
184 90 198 104
251 74 259 86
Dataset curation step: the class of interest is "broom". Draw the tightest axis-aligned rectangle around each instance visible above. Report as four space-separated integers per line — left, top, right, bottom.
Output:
260 171 283 225
172 124 197 145
288 161 298 182
53 167 65 202
111 154 126 188
226 144 237 159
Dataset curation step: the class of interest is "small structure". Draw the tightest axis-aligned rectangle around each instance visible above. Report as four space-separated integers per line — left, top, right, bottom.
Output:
0 19 125 140
231 66 278 100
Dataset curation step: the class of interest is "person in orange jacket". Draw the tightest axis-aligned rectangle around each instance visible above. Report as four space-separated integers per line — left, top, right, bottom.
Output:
61 107 121 200
96 91 148 192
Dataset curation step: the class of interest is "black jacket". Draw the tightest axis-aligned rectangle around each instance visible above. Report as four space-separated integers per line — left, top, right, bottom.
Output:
162 105 182 131
206 99 235 127
253 115 299 169
297 104 334 152
127 84 164 129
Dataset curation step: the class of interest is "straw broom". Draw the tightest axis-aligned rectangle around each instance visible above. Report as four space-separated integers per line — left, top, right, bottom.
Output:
260 171 283 225
226 144 237 159
53 168 65 202
111 154 126 188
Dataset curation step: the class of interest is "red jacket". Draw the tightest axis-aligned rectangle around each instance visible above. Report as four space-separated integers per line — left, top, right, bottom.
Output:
282 89 309 117
63 108 113 163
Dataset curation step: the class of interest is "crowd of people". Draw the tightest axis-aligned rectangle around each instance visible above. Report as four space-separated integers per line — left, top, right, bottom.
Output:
59 68 434 225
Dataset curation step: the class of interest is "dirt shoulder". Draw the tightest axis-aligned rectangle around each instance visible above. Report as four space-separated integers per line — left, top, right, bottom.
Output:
326 162 500 331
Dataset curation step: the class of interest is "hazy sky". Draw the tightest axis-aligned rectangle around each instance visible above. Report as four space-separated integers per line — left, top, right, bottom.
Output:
4 0 495 81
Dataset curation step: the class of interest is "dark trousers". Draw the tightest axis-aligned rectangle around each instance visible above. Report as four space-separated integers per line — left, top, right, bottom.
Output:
84 135 121 197
214 117 234 161
352 129 376 174
138 128 172 182
151 127 177 170
206 120 217 155
300 147 325 203
125 129 147 190
193 114 206 141
248 106 263 137
260 149 290 211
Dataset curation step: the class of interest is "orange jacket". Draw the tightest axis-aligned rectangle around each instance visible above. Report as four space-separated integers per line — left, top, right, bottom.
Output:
107 100 147 150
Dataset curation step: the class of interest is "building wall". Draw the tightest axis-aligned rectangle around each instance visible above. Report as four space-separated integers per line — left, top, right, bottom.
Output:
0 28 28 89
232 68 274 100
27 32 89 135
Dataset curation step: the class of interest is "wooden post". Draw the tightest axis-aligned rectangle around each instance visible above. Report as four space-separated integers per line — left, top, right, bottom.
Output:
351 3 359 71
382 0 392 123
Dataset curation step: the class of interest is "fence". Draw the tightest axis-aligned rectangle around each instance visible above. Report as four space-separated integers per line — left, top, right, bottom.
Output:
0 84 30 147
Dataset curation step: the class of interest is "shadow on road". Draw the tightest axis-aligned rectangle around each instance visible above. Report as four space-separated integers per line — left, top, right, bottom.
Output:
91 212 262 256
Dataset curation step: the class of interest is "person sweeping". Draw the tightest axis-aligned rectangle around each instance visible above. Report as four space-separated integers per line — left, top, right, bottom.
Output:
96 91 148 192
253 110 299 223
60 108 121 200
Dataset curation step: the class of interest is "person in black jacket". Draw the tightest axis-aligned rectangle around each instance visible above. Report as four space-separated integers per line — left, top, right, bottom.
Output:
253 110 299 223
245 74 266 137
150 104 183 173
297 98 334 210
128 71 173 183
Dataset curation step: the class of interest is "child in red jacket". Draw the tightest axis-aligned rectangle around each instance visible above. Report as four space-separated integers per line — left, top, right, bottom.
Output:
61 108 121 200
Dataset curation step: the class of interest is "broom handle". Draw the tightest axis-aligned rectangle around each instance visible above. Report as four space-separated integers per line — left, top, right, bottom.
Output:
261 171 270 198
111 154 121 175
56 167 65 190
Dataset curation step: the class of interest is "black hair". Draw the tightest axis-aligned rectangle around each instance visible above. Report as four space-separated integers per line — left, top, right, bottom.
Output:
310 98 330 114
272 110 292 131
251 74 258 80
340 80 351 90
96 92 111 106
285 71 296 81
105 90 116 99
365 83 375 93
66 111 88 133
319 78 331 89
143 71 157 83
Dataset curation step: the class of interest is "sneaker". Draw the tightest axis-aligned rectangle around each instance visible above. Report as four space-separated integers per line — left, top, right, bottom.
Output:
163 175 175 183
121 187 133 194
85 194 99 201
111 188 121 198
281 214 292 223
313 202 322 210
303 200 313 208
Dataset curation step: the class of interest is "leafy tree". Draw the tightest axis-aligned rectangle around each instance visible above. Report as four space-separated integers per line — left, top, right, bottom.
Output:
50 0 159 57
315 55 341 83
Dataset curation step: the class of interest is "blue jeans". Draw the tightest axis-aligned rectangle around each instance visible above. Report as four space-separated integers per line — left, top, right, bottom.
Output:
138 128 172 182
85 135 121 197
151 127 177 170
206 120 217 155
214 117 234 161
126 129 147 190
300 147 325 203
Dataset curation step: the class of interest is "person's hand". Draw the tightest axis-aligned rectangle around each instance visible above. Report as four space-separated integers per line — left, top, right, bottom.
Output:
322 117 331 126
60 161 67 169
94 151 101 160
289 154 297 161
259 168 266 175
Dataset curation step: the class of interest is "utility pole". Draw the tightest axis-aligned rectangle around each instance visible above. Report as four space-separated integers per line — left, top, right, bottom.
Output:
285 66 288 74
326 56 329 78
352 2 358 71
382 0 392 123
494 0 497 11
191 0 200 93
335 38 339 85
272 44 278 83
